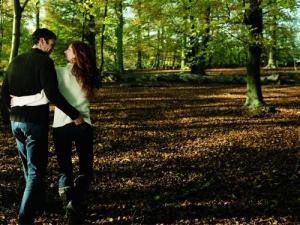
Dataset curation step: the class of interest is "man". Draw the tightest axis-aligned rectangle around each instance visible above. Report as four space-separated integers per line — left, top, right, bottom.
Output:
0 28 83 225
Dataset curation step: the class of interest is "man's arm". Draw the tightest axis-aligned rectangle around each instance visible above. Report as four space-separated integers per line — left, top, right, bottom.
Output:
41 58 81 121
0 72 11 124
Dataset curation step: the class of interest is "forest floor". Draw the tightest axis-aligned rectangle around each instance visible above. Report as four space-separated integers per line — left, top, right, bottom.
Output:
0 83 300 224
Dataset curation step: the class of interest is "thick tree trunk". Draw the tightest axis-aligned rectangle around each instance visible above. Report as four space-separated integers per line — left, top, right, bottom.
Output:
85 16 96 61
245 46 264 107
244 0 265 108
9 0 29 62
81 3 96 61
188 3 211 75
9 0 21 62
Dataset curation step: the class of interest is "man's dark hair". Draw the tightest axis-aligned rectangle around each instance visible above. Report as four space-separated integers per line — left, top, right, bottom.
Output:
32 28 57 45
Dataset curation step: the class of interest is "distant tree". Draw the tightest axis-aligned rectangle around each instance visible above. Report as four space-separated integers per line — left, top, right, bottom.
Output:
99 0 108 80
186 0 212 75
135 0 143 69
115 0 124 74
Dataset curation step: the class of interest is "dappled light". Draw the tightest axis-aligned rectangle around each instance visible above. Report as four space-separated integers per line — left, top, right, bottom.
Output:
0 84 299 224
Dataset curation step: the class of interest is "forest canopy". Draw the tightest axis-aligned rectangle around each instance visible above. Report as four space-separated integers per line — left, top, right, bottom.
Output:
0 0 299 74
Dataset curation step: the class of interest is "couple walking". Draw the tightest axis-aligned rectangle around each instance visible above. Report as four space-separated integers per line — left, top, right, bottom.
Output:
1 28 96 224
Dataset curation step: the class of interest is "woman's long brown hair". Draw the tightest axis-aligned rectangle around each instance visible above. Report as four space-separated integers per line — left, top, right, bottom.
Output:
70 41 97 100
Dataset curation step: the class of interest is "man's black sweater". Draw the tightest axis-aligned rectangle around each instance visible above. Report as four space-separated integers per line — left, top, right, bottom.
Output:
1 48 79 123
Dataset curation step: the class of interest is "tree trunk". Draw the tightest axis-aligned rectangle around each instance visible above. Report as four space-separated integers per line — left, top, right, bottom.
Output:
9 0 29 62
85 15 96 61
35 0 40 29
9 0 21 62
245 45 264 107
115 0 124 75
180 35 186 71
0 0 3 60
188 2 211 75
99 0 108 85
265 20 277 69
266 48 276 69
154 28 161 69
244 0 265 108
136 0 143 69
81 3 96 61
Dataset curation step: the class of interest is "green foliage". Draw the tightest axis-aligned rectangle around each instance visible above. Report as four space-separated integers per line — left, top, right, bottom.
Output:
0 0 299 70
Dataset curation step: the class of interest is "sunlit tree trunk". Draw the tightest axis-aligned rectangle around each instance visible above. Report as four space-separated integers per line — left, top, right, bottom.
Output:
115 0 124 74
244 0 265 108
10 0 30 62
265 19 277 68
180 35 187 71
266 48 276 68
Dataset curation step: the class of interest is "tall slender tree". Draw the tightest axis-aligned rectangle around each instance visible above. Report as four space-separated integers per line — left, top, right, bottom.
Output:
9 0 30 62
0 0 4 61
135 0 143 69
115 0 124 74
35 0 40 29
99 0 108 81
81 1 96 61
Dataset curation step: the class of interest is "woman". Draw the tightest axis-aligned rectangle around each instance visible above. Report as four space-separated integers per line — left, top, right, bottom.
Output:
53 41 96 224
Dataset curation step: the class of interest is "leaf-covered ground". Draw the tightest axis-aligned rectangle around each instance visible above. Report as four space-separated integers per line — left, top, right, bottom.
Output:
0 83 299 225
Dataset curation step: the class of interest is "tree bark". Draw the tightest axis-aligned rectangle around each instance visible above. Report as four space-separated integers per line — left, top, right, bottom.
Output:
81 3 96 61
115 0 124 75
99 0 108 85
0 0 3 60
244 0 265 108
136 0 143 69
9 0 30 62
85 15 96 61
265 19 277 68
154 28 161 69
188 2 211 75
35 0 40 29
180 35 187 71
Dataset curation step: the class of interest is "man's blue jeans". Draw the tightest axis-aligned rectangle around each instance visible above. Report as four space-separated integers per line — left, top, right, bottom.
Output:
11 121 48 225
